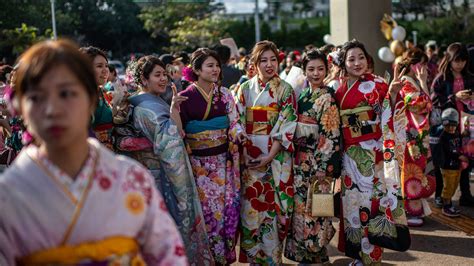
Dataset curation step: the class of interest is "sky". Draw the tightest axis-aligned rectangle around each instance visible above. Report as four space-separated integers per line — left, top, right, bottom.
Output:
215 0 268 14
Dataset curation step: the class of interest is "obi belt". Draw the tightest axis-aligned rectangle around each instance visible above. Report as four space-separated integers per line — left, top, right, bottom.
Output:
294 113 319 153
340 105 381 145
245 106 279 135
18 236 145 265
185 115 229 156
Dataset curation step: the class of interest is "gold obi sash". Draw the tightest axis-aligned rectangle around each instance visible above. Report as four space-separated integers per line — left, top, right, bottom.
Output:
185 128 228 151
19 236 143 265
246 106 279 135
340 105 380 141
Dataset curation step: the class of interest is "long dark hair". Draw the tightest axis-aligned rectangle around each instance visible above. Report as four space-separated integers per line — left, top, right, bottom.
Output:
79 46 108 63
190 48 222 87
302 49 328 73
134 55 168 89
437 42 470 81
398 48 428 75
335 39 370 77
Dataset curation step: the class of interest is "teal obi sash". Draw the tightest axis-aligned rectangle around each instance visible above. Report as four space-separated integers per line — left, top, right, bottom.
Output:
184 115 230 156
185 115 229 134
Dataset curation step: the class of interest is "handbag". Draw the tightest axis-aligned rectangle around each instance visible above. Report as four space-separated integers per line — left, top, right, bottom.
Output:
367 196 411 252
311 179 335 217
367 215 411 252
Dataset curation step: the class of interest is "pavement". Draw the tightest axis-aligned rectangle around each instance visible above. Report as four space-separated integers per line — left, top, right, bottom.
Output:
233 174 474 265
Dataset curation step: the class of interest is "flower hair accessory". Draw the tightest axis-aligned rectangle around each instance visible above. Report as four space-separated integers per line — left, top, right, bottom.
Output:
125 59 140 88
182 65 197 82
328 51 341 67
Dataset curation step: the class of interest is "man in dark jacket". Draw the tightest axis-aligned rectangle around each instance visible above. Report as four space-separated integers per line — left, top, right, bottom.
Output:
212 44 242 89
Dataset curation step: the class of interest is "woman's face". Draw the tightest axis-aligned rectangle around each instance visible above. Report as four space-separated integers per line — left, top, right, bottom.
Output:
257 50 278 82
247 63 256 78
345 47 368 79
196 56 220 83
93 55 109 86
143 65 168 96
21 65 92 149
451 59 467 74
305 59 327 88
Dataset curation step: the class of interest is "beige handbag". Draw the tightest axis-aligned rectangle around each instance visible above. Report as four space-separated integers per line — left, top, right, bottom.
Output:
311 179 335 217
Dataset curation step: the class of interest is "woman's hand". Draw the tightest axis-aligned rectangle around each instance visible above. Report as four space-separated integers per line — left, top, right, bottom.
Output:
247 154 273 169
415 64 428 85
388 64 406 100
170 83 187 112
236 131 248 143
455 89 471 101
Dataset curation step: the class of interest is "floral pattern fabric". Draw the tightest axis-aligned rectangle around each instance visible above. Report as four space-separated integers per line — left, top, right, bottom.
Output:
235 76 297 264
130 93 214 265
0 138 187 265
334 74 407 265
398 76 433 217
284 86 341 263
180 85 242 265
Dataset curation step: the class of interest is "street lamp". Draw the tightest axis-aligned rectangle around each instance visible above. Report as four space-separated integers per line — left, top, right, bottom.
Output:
412 31 418 46
255 0 260 42
51 0 57 40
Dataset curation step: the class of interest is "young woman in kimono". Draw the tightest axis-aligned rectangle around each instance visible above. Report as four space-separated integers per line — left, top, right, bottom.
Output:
128 55 213 265
333 40 407 265
396 48 433 227
79 46 114 149
0 40 187 265
284 49 341 264
178 48 243 265
235 40 297 264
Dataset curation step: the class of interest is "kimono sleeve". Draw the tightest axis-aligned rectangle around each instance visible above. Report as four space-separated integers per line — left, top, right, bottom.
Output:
314 91 341 178
133 106 196 213
0 186 18 265
272 83 297 152
0 228 14 266
133 106 181 156
234 80 248 128
222 87 244 142
138 167 188 265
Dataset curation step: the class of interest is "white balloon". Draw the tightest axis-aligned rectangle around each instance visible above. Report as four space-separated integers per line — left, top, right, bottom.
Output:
378 47 395 63
323 34 332 44
392 26 407 41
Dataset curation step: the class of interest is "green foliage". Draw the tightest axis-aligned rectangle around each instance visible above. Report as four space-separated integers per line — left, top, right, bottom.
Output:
138 1 223 51
398 9 474 45
0 0 154 63
1 23 52 56
139 3 210 39
169 16 229 52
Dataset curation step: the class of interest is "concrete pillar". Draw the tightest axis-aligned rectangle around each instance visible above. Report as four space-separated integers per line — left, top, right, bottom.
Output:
330 0 392 75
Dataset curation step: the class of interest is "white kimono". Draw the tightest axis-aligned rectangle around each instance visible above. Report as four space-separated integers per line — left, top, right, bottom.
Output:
0 138 187 266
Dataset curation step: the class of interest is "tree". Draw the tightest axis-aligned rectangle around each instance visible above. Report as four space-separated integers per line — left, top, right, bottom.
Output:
1 23 52 57
0 0 155 62
139 1 223 50
169 16 229 52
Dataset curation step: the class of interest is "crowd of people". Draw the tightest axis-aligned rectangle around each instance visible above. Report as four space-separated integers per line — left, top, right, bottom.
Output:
0 37 472 265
